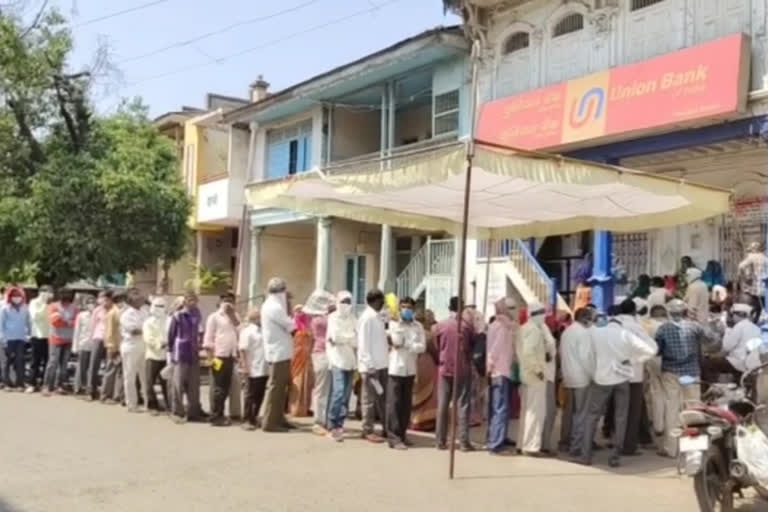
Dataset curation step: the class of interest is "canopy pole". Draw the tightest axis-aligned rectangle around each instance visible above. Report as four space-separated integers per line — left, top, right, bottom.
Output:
449 37 481 481
482 239 494 317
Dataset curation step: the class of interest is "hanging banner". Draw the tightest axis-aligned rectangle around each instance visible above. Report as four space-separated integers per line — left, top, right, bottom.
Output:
477 34 751 150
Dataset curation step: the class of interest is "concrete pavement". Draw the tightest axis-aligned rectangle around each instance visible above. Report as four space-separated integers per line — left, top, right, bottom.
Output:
0 391 766 512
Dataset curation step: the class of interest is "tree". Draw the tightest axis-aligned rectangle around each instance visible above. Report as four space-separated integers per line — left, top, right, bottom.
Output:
0 7 190 287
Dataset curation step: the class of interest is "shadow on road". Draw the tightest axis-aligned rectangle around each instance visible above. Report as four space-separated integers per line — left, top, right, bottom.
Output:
0 497 24 512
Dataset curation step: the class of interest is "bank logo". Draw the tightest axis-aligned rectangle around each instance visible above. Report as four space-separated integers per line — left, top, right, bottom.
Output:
568 87 606 129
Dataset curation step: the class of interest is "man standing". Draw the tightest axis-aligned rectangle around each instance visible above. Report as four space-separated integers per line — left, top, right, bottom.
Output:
72 295 96 396
357 289 390 444
310 303 333 436
684 268 709 324
1 287 30 391
101 292 126 404
27 286 53 393
119 289 149 413
434 297 475 451
260 278 295 433
486 297 518 455
559 307 595 457
738 241 768 319
143 297 170 414
167 291 204 423
326 291 358 442
386 297 426 450
579 312 656 467
643 305 669 443
518 303 552 457
655 299 714 457
44 288 78 396
239 309 267 430
87 290 114 401
203 292 240 427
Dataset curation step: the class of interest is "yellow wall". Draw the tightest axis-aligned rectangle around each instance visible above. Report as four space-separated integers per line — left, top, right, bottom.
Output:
259 223 317 307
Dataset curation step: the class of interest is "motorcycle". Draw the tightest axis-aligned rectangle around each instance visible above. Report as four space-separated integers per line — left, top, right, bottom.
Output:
674 342 768 512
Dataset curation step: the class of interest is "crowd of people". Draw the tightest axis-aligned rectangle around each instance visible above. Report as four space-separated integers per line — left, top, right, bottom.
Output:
0 243 766 465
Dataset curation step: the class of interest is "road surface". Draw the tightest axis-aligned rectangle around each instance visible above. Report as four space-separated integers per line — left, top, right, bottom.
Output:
1 391 766 512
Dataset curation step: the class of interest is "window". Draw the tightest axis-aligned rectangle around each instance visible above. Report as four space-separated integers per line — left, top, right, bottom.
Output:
503 32 530 55
345 254 368 306
631 0 664 11
266 120 313 179
433 90 460 136
553 13 584 37
288 140 299 175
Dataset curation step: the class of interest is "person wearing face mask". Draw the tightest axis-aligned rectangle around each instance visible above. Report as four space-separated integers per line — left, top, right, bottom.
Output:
559 307 595 458
167 291 205 423
643 305 669 445
310 299 334 436
684 267 709 324
357 289 390 443
260 278 296 432
72 294 97 396
203 292 240 427
326 291 358 442
655 299 715 457
1 286 31 391
385 297 426 450
101 292 127 404
486 297 519 455
239 308 267 430
120 288 149 413
27 285 53 393
86 290 114 401
517 303 555 457
44 288 78 396
144 296 170 414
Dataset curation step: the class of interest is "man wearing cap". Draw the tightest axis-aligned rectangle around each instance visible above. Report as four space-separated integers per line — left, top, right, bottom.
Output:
739 241 768 319
517 302 556 456
703 303 760 384
486 297 519 454
260 277 296 432
655 299 715 457
684 267 709 324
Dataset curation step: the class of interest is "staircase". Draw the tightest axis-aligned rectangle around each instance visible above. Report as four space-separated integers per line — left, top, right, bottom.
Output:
396 239 456 320
507 239 571 314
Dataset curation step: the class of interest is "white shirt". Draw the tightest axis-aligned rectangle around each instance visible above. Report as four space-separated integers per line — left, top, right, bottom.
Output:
238 324 268 378
560 322 595 388
72 309 94 353
617 314 659 383
387 320 426 377
722 318 761 372
29 296 50 339
261 294 294 363
327 310 357 370
120 307 148 348
357 306 389 373
647 287 668 310
591 321 657 386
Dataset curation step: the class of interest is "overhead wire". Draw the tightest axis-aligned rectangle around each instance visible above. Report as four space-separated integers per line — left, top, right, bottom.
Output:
117 0 322 65
124 0 401 87
73 0 170 28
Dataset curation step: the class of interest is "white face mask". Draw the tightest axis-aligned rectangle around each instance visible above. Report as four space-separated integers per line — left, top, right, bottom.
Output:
11 296 22 305
151 304 166 318
531 314 545 327
337 303 352 315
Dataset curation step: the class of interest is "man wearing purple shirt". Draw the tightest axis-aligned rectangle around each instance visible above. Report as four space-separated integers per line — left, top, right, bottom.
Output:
432 296 475 452
168 291 204 423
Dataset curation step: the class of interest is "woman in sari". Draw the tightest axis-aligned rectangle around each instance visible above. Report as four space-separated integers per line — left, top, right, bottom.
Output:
411 309 438 431
289 305 314 417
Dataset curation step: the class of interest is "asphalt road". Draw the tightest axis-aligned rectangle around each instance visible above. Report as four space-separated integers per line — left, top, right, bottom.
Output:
1 391 767 512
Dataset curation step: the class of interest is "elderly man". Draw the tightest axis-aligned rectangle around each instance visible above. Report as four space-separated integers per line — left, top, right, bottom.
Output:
203 292 240 427
260 278 295 433
703 302 760 385
684 267 709 324
655 299 715 457
486 297 518 455
559 307 594 457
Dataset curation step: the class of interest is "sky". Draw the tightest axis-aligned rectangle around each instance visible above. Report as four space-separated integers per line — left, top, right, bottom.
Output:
33 0 460 116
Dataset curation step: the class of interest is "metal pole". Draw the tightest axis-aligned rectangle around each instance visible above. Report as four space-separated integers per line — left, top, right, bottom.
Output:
482 238 494 317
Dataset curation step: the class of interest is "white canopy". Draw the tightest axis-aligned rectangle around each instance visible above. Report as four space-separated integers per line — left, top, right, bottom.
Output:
246 142 731 238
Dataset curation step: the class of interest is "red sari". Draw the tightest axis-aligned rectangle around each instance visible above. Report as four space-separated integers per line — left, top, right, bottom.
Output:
289 313 314 417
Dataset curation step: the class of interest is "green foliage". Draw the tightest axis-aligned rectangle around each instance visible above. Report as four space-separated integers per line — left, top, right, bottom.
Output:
186 264 232 294
0 9 191 287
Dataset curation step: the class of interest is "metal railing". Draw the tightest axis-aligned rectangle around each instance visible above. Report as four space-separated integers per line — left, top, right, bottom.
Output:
395 239 456 299
508 239 557 311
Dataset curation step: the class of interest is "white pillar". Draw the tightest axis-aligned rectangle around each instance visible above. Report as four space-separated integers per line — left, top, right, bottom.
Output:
315 217 332 291
378 224 394 292
248 226 264 307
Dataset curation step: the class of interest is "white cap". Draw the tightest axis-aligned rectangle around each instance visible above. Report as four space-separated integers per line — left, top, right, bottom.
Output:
528 301 546 316
633 297 648 312
686 267 702 281
267 277 286 293
732 303 753 315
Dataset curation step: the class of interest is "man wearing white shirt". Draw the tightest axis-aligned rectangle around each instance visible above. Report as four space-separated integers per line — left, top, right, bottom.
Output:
260 277 295 433
559 307 595 457
386 297 426 450
616 299 658 456
326 291 358 442
713 303 761 380
239 309 268 430
578 313 657 468
357 289 389 443
27 286 54 392
119 289 149 413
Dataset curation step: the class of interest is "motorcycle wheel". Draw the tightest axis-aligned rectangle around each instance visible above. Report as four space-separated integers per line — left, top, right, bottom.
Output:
693 445 734 512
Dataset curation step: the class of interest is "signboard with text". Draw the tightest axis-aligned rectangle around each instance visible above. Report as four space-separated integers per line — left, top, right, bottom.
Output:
477 34 751 150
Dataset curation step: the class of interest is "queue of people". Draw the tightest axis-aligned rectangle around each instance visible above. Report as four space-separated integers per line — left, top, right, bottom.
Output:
0 261 764 464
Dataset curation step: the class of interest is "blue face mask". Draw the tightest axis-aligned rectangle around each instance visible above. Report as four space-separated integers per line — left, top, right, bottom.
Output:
401 309 414 322
595 315 608 327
